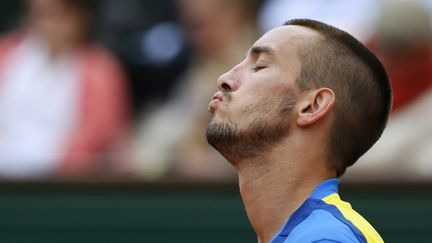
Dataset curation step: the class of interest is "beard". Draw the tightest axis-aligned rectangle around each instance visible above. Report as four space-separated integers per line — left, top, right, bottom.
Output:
206 95 295 164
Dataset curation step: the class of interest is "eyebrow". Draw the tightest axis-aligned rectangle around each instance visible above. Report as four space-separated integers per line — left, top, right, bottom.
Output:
249 45 276 58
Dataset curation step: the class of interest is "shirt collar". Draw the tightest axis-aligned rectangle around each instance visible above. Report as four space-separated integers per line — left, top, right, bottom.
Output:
310 178 340 199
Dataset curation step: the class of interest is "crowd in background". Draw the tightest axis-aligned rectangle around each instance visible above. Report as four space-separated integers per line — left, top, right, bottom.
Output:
0 0 431 182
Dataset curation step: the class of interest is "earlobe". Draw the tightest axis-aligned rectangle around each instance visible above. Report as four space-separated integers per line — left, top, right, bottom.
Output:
297 88 335 127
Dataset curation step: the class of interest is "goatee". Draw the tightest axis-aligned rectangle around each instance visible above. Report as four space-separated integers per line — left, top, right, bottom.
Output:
206 92 296 164
206 118 289 164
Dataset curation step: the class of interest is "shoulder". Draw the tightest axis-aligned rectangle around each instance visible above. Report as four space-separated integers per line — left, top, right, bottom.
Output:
79 44 127 82
283 209 361 243
0 32 22 48
322 194 383 242
0 33 24 71
0 32 22 58
79 44 124 71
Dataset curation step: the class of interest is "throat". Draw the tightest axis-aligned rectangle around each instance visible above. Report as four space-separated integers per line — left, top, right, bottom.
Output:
237 160 326 243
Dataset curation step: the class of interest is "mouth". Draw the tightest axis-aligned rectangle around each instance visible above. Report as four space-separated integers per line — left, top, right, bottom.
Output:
208 91 224 112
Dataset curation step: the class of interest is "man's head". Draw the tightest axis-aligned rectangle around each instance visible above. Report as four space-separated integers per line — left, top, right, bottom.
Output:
206 19 391 176
27 0 97 49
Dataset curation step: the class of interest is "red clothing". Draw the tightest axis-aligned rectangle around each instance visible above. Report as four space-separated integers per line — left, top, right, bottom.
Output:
0 33 131 177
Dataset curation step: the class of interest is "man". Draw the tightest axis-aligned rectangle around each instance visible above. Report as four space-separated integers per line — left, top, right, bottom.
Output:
206 19 391 242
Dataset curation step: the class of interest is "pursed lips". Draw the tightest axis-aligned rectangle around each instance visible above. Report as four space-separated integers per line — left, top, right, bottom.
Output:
208 91 225 112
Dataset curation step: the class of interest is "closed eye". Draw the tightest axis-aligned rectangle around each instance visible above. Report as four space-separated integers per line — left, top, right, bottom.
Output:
252 66 266 72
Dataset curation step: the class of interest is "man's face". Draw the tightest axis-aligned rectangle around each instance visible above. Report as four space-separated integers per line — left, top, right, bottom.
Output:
206 26 317 163
28 0 88 48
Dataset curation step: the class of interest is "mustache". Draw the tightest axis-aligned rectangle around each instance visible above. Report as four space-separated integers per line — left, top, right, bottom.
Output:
223 91 232 101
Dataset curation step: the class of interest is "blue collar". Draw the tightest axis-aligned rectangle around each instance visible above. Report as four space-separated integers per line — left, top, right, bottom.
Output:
310 178 340 199
270 178 341 242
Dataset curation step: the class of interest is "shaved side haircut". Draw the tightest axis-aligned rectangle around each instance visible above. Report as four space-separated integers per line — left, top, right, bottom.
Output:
284 19 392 176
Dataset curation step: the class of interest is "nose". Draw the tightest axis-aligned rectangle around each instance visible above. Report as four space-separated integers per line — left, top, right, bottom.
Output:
217 71 238 92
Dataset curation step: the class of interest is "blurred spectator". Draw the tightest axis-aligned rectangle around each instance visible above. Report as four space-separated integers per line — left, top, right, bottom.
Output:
347 0 432 181
131 0 260 181
0 0 130 178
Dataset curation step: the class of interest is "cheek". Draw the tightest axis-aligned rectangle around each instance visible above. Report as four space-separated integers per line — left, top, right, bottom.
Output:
229 92 277 125
239 85 296 119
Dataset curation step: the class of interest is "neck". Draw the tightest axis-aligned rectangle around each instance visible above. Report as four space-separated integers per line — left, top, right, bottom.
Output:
234 135 335 242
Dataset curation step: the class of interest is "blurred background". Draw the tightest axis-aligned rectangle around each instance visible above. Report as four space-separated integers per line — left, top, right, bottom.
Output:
0 0 431 242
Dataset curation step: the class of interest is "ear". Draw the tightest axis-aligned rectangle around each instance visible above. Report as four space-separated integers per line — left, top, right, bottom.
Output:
297 88 335 127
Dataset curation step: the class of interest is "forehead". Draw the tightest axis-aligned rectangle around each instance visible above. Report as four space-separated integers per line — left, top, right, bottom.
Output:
252 25 319 59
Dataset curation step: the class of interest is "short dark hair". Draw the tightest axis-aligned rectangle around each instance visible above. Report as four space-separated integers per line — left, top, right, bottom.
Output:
284 19 392 176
